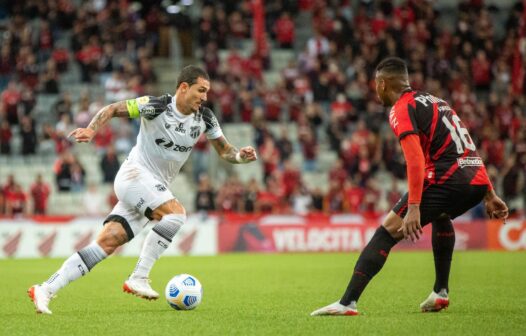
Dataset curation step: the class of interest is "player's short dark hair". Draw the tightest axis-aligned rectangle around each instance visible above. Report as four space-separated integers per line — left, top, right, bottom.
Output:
176 65 210 88
376 57 408 77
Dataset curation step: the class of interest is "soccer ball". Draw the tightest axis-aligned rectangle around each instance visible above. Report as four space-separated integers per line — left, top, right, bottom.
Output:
165 274 203 310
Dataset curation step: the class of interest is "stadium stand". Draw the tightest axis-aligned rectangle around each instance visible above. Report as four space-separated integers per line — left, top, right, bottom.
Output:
0 0 524 218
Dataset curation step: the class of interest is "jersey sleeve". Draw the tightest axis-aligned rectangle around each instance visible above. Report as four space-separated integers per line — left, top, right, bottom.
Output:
389 100 419 140
202 107 223 139
126 94 170 120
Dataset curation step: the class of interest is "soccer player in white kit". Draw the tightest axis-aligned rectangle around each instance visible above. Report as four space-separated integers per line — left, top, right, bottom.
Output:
28 66 257 314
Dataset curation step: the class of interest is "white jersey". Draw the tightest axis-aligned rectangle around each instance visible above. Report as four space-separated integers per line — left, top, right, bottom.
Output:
124 94 223 185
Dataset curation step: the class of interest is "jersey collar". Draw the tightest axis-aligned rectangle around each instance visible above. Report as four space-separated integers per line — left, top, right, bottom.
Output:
171 95 193 119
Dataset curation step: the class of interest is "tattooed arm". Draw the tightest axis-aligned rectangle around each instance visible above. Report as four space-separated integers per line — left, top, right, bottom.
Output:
68 101 129 143
209 136 258 164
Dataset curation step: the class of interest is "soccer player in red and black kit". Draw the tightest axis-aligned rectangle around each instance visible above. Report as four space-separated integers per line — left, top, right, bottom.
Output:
311 57 509 316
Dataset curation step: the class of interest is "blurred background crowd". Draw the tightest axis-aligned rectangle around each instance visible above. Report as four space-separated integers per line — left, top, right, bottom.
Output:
0 0 524 219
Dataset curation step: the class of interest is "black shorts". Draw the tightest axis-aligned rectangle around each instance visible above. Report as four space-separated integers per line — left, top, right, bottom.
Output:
392 183 488 226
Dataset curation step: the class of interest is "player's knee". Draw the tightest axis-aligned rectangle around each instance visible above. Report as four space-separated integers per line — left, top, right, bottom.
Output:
96 222 128 254
433 213 451 226
382 211 403 240
151 199 186 221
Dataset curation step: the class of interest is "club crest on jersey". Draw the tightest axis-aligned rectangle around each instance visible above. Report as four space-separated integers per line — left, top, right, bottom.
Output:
190 126 201 139
155 184 167 192
174 122 186 134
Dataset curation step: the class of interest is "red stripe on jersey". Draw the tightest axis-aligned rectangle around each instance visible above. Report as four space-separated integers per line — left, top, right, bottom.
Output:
424 103 439 183
432 134 452 161
470 165 491 186
437 151 469 184
427 103 439 152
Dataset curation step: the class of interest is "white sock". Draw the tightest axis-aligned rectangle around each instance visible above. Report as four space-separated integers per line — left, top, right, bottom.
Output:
131 214 185 279
42 242 107 295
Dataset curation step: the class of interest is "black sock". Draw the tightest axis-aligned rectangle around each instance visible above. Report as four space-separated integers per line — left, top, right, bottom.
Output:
340 226 398 305
432 216 455 293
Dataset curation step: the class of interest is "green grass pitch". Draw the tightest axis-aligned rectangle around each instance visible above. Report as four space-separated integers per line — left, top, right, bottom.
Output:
2 252 525 335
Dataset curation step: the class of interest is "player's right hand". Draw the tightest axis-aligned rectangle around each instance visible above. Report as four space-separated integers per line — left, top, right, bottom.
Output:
68 128 96 143
399 204 423 242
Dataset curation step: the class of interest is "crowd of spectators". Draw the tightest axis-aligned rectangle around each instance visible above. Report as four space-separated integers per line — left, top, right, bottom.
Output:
0 174 50 216
0 1 164 216
196 0 526 217
0 0 525 218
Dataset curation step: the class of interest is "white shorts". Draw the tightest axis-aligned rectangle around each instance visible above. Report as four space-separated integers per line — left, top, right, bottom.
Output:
104 160 175 240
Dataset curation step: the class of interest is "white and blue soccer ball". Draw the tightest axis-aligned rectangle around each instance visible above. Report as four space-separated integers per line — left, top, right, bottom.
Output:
165 274 203 310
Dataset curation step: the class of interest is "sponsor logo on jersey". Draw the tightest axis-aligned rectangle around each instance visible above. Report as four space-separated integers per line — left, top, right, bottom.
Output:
414 94 446 107
190 126 201 139
172 144 192 152
155 138 193 152
174 122 186 134
438 105 451 112
142 105 157 118
136 197 145 210
457 157 483 168
165 122 171 129
155 184 167 192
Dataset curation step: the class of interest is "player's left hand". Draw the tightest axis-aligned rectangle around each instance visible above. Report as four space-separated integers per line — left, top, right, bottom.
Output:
399 204 423 242
239 146 257 162
484 192 509 222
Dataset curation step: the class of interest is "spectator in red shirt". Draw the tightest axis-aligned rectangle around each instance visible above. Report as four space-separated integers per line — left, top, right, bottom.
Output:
0 120 12 154
93 125 114 154
5 183 27 217
329 158 348 186
226 47 245 79
1 81 21 125
2 174 16 196
30 174 50 215
263 84 285 121
256 175 283 213
361 178 381 219
274 12 295 49
324 179 346 213
343 177 365 214
471 50 491 92
282 159 302 199
215 81 236 122
481 129 505 168
330 93 352 121
259 135 280 182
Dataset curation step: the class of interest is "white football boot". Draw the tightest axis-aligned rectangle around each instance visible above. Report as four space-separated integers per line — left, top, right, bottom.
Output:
420 289 449 312
310 301 359 316
123 277 159 300
28 285 54 315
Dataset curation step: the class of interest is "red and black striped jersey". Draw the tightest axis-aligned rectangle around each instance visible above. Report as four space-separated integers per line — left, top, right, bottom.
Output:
388 90 491 186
